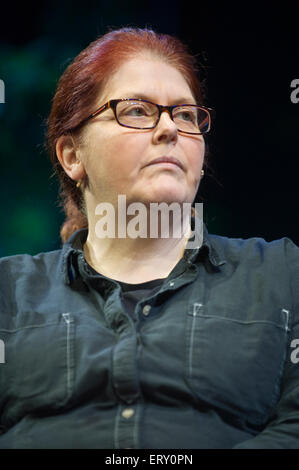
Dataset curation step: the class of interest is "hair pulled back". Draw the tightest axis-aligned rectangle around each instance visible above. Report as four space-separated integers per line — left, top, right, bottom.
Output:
45 27 208 243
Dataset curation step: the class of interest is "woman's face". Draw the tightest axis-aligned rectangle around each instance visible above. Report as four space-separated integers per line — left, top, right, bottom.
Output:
78 55 205 208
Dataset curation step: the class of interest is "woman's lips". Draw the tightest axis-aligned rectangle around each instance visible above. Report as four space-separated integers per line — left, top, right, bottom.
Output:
145 156 184 171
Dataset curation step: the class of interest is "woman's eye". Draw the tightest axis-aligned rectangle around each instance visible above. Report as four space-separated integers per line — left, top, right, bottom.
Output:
126 106 147 116
176 111 194 122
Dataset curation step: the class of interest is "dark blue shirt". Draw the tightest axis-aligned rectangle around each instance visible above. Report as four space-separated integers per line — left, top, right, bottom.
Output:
0 222 298 448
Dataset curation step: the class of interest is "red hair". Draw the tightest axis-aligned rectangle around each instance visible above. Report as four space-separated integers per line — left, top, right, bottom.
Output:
45 27 208 243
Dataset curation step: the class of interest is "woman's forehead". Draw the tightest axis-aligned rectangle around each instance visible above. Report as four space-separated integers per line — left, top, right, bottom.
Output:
98 57 195 104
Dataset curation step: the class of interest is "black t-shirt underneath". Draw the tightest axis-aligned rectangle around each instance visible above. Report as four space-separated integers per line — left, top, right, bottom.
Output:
85 261 165 317
119 278 165 317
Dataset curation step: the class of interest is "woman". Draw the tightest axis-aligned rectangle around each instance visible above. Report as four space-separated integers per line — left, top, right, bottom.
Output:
0 27 298 449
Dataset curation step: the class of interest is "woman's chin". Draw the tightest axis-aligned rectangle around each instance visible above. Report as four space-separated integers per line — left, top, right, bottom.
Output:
139 189 189 206
130 177 194 206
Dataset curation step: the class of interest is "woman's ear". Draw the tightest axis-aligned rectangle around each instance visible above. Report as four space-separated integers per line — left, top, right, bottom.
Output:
56 135 86 182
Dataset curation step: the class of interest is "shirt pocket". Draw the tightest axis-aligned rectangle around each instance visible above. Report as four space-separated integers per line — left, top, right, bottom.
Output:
0 312 75 425
185 302 290 430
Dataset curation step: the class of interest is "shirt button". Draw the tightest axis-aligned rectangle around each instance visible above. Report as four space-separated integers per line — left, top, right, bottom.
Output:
122 408 135 419
142 304 151 316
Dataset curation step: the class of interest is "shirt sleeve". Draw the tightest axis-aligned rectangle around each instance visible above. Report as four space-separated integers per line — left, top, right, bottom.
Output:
233 238 299 449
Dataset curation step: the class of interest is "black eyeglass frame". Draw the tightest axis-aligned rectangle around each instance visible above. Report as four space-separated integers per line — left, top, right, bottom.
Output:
79 98 213 135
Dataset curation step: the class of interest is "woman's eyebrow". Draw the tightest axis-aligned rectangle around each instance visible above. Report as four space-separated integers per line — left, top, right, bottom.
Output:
121 92 196 105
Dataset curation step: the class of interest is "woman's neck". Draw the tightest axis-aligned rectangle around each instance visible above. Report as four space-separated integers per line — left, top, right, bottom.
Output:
83 219 191 284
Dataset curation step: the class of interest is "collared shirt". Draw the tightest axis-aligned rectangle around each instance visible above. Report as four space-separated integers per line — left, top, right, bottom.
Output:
118 278 165 318
0 221 298 449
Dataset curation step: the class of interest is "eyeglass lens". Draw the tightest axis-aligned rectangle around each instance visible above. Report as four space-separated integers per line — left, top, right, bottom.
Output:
116 100 209 134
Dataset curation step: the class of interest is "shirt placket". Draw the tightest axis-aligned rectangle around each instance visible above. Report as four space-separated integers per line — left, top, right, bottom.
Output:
104 287 141 449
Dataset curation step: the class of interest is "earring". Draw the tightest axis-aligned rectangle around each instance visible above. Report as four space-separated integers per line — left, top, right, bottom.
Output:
76 180 81 189
201 170 204 176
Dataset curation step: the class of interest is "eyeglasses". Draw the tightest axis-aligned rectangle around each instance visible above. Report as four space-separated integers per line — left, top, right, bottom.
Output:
80 98 212 135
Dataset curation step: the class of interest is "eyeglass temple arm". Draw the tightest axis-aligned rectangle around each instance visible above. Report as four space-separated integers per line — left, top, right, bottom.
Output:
81 101 112 125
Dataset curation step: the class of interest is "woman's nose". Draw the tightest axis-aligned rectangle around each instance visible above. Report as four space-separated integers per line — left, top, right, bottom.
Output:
152 110 178 144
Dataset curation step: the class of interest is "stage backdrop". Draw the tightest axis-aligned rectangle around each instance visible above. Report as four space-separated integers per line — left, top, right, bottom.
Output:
0 1 298 256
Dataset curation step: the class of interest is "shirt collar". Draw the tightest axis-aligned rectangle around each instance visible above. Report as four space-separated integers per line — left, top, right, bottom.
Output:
190 218 227 268
60 218 226 286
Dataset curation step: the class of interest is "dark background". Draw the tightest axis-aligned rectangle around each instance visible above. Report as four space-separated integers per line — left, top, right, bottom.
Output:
0 1 298 256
